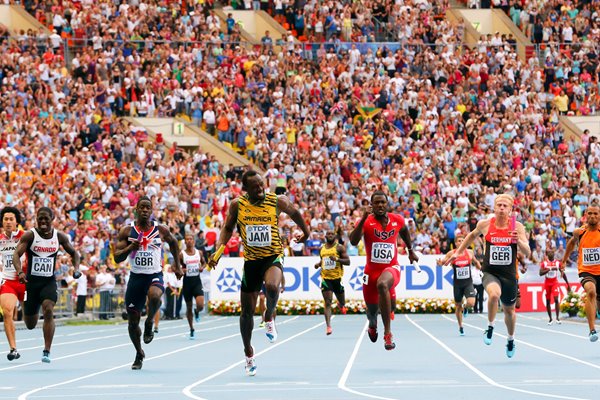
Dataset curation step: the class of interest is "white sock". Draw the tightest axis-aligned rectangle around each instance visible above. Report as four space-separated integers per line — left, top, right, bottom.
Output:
488 320 495 328
508 335 514 341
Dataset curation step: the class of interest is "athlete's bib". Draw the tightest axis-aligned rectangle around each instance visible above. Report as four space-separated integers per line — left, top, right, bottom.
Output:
547 269 558 279
582 247 600 266
489 245 512 266
371 242 395 264
322 257 337 270
186 264 200 277
3 254 14 273
31 256 54 277
245 225 272 247
456 266 470 279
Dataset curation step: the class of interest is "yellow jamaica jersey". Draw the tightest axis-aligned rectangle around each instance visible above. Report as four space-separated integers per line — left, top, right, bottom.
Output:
320 242 343 280
237 192 283 261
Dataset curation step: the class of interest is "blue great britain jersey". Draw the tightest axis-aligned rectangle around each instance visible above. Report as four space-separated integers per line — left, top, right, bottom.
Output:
128 222 163 274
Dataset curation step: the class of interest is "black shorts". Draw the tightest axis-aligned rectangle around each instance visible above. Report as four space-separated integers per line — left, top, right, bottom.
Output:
321 278 344 294
241 254 283 293
182 276 204 302
24 278 58 316
482 272 519 306
125 272 164 313
579 272 600 288
453 281 476 303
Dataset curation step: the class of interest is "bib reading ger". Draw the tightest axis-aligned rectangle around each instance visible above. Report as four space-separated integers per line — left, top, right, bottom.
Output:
489 245 512 266
456 266 470 279
246 225 272 247
371 242 394 264
31 256 54 277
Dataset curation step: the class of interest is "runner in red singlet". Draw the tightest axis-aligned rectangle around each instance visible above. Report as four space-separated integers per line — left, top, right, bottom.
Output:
540 250 570 325
349 191 418 351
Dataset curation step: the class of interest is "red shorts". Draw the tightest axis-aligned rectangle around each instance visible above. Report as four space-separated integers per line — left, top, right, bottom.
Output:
544 280 559 300
0 279 26 302
362 265 401 305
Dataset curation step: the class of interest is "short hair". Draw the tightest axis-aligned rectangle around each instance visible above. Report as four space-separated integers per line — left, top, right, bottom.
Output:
494 193 514 206
371 190 388 202
137 196 152 207
37 207 54 219
242 170 259 187
0 207 22 226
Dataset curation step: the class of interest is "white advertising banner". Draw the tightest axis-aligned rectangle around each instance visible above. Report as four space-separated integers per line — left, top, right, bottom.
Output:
210 255 454 301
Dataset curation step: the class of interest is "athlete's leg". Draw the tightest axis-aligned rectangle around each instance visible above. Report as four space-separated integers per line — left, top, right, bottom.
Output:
185 295 194 331
465 296 475 310
127 309 144 357
322 289 333 328
376 270 395 335
41 299 56 353
333 288 346 311
240 291 259 357
546 297 553 322
484 281 501 326
583 280 597 332
553 296 561 321
258 292 266 324
366 303 378 330
0 294 18 350
145 285 163 342
195 295 204 314
263 266 283 322
504 304 516 336
455 301 464 328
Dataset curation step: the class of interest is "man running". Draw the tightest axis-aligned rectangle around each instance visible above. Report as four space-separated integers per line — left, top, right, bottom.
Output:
562 202 600 342
314 230 350 335
0 207 26 360
438 234 481 336
114 196 182 370
13 207 81 363
208 170 310 376
349 191 418 351
180 233 205 340
540 249 570 325
445 194 531 358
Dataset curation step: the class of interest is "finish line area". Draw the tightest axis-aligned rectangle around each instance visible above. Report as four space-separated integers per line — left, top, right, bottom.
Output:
0 313 597 400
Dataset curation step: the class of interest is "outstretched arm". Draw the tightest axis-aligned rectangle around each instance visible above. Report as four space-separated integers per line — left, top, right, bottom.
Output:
278 195 310 242
58 232 81 274
13 231 34 283
444 219 488 265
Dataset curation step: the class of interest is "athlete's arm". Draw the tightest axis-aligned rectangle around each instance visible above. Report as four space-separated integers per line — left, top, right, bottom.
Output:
399 225 419 264
198 250 206 272
539 261 549 276
58 232 81 274
444 219 488 266
515 222 532 258
470 250 482 270
158 225 182 279
437 249 456 266
335 244 350 266
208 199 239 269
13 230 33 283
561 228 581 269
278 195 310 242
179 251 187 274
114 226 139 263
349 204 371 246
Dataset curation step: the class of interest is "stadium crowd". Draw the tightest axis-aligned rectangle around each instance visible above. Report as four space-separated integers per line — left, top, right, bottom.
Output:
0 0 599 280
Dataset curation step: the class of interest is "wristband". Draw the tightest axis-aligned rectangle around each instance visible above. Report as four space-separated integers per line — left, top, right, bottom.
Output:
18 271 25 276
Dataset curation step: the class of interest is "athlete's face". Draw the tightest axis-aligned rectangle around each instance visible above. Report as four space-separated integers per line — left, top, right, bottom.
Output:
136 200 152 222
325 230 335 244
245 175 265 202
547 251 554 261
36 210 53 235
2 212 17 233
587 206 600 226
185 235 195 249
494 199 512 218
455 237 464 247
371 195 388 217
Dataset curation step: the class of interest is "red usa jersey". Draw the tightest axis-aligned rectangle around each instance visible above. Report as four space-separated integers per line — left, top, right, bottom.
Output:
542 260 561 282
0 230 26 280
363 213 405 268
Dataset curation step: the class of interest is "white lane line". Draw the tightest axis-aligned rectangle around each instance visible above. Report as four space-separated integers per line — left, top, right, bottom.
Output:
182 316 322 400
516 322 588 340
17 316 299 400
408 315 589 400
337 320 396 400
450 315 600 369
0 319 241 372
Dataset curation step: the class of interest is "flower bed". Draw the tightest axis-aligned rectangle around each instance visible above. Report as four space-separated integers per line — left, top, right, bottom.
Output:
208 298 457 316
560 291 586 317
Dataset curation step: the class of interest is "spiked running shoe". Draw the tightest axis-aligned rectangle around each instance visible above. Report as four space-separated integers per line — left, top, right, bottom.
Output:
367 326 378 343
326 326 332 335
245 347 257 376
194 309 201 323
384 333 396 350
590 330 599 342
190 329 196 340
143 320 154 344
506 339 516 358
131 352 144 370
265 320 278 343
484 326 494 345
7 349 20 361
41 350 51 363
459 327 465 336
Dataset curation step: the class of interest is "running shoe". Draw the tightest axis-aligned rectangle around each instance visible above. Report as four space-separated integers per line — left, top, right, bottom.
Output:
367 326 378 343
259 321 266 328
131 352 144 370
590 329 598 342
556 319 562 325
189 329 196 340
463 307 469 318
483 326 494 345
459 327 465 336
390 311 395 321
326 326 332 335
194 309 201 323
7 349 20 361
41 350 51 364
143 320 154 344
245 356 257 376
153 327 159 334
384 333 396 350
548 320 554 326
506 339 516 358
341 306 347 315
265 320 278 343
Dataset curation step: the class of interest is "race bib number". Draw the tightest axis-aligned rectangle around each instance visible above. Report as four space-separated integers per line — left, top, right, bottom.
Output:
322 257 337 270
31 256 54 277
133 255 154 271
3 254 14 272
582 248 600 266
489 245 512 266
456 266 470 279
186 264 200 277
246 225 272 247
547 269 557 279
371 242 395 264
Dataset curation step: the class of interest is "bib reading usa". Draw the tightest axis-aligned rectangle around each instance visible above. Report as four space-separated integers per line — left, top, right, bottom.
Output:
583 247 600 265
372 242 395 264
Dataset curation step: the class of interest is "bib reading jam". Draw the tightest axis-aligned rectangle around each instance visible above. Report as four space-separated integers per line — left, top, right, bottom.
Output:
237 192 282 261
27 228 59 280
482 217 517 280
